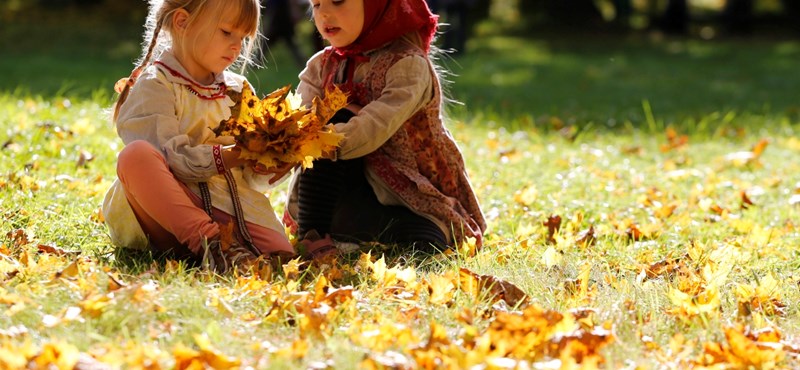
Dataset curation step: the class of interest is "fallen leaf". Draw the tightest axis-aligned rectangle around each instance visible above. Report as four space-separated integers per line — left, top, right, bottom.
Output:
458 268 529 308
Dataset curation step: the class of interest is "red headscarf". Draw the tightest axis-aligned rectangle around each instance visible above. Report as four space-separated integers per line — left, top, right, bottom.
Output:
335 0 438 56
326 0 439 93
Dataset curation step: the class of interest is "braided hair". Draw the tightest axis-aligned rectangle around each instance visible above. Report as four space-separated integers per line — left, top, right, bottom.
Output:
113 0 262 121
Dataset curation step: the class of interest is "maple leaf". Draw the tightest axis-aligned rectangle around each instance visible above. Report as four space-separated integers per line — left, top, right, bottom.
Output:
458 268 530 308
215 82 346 169
28 342 83 370
695 326 786 368
174 334 241 370
426 272 456 306
666 285 721 320
735 273 787 317
660 127 689 152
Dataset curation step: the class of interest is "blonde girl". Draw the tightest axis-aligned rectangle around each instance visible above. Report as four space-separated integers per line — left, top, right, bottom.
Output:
103 0 296 273
283 0 487 258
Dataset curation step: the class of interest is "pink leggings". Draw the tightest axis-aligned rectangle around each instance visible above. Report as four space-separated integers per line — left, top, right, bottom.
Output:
117 140 294 259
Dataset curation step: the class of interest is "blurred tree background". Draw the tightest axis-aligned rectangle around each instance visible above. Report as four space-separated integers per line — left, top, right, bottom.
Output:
3 0 799 37
2 0 797 124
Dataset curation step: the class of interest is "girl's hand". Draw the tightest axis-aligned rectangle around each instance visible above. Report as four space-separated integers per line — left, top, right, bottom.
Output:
252 161 296 184
222 146 249 169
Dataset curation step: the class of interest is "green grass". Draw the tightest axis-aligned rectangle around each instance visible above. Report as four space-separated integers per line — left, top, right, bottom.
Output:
2 12 800 369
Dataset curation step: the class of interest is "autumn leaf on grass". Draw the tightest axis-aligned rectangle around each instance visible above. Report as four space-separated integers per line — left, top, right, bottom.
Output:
660 127 689 152
27 342 82 370
513 185 538 207
215 81 346 169
478 304 614 366
0 341 38 369
735 273 787 317
292 275 356 339
543 214 561 245
458 268 530 308
550 323 614 368
666 284 721 321
37 244 80 257
639 253 691 280
695 326 785 369
724 138 769 168
614 219 661 241
174 334 241 370
561 263 596 305
426 272 457 306
575 225 596 248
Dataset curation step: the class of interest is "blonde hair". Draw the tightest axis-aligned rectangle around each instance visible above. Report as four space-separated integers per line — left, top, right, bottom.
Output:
113 0 261 121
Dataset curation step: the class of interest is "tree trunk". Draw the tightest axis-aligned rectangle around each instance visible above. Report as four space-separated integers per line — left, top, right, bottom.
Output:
780 0 800 32
520 0 604 28
658 0 689 34
722 0 754 35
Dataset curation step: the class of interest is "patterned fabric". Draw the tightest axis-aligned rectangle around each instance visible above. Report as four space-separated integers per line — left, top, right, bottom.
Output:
335 42 486 246
327 0 438 94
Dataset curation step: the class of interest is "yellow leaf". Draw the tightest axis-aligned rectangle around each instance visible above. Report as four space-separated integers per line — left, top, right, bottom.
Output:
31 342 81 370
215 82 346 169
79 293 113 318
541 246 562 268
427 273 456 305
173 334 241 370
53 259 80 280
458 268 529 308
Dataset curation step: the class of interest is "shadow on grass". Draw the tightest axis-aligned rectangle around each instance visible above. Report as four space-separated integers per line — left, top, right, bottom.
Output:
447 31 800 128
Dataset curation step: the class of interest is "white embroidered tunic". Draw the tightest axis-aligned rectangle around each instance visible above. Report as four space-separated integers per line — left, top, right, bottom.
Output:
103 51 285 249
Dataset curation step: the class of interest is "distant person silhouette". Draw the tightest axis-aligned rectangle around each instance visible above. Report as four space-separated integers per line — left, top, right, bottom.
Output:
262 0 306 67
427 0 474 55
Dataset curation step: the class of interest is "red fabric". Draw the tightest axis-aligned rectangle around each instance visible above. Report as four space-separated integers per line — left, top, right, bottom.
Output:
335 0 438 56
327 0 438 94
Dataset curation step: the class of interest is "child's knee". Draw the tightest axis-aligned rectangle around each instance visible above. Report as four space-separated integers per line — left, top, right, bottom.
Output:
117 140 164 177
119 139 159 163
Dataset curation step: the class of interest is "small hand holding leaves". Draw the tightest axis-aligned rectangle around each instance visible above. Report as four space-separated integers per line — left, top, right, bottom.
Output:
214 82 347 170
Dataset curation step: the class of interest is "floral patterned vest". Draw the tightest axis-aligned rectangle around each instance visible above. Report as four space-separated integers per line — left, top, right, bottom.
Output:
342 43 487 246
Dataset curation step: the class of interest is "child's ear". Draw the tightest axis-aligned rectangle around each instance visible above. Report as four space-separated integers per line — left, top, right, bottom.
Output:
173 8 190 32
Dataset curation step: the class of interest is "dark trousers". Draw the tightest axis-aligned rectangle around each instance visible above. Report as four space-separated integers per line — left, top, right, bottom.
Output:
295 109 446 251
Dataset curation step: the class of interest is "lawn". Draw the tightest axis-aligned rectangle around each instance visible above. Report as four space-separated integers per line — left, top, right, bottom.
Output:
1 8 800 369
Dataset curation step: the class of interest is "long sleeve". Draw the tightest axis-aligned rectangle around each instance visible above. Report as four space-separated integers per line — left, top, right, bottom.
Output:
297 52 433 160
115 69 226 183
335 55 432 159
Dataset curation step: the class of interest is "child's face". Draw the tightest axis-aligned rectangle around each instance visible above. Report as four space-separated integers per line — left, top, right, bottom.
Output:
310 0 364 48
179 8 248 84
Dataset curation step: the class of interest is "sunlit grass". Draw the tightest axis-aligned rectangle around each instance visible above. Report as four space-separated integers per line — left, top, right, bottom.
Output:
2 85 799 367
1 21 800 367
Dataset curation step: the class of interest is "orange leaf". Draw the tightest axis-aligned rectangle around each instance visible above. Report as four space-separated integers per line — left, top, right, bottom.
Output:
458 268 529 308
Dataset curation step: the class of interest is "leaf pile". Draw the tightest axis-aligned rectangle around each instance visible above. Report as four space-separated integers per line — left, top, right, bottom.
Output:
214 82 347 169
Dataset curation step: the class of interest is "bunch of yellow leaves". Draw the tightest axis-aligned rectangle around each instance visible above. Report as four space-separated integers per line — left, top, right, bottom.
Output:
215 81 347 169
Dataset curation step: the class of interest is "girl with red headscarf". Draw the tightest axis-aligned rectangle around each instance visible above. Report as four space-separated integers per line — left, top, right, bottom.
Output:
283 0 486 258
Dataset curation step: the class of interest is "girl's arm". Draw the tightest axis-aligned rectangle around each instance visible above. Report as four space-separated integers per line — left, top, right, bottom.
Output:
296 50 326 109
333 55 433 159
116 71 230 182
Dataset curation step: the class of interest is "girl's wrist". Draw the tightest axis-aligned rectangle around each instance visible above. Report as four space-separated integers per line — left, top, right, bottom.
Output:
220 146 246 170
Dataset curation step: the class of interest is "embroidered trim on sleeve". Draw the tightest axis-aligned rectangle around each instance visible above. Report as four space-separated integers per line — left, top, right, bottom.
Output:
212 145 226 174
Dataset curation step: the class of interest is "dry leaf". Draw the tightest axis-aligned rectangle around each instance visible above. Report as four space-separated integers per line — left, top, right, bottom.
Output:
543 215 562 244
215 82 346 169
458 268 529 308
